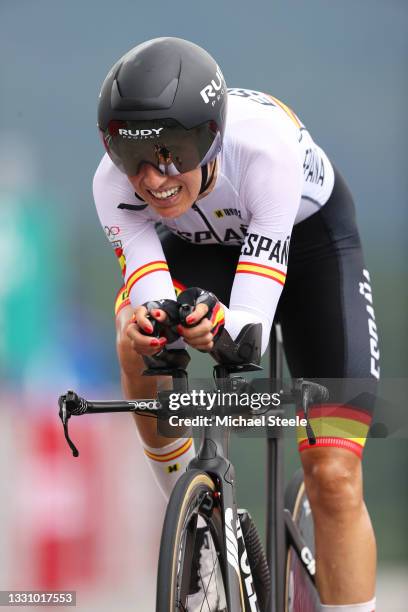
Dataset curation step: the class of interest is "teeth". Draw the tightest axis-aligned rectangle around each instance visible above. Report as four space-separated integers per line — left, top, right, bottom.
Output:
150 186 181 200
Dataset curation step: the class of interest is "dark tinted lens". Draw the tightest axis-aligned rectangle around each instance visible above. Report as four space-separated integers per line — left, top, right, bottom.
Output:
102 119 219 175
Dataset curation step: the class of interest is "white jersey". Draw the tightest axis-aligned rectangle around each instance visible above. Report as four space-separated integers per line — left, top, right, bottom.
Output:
93 89 335 353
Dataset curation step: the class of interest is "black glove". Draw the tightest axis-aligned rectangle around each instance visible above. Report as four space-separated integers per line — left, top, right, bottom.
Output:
141 299 180 343
141 299 191 372
176 287 225 341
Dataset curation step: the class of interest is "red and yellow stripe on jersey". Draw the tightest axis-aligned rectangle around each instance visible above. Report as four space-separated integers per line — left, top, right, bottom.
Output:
173 279 186 297
126 260 169 294
209 301 225 337
114 286 131 316
114 277 186 317
115 246 127 278
296 404 372 459
144 438 193 462
267 95 302 129
236 261 286 287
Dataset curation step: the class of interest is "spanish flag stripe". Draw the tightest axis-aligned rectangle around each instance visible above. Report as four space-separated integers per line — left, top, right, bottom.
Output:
115 285 128 301
210 302 220 323
298 426 368 444
173 279 186 295
126 261 169 293
213 311 225 326
114 286 131 316
237 262 286 284
144 438 193 462
298 437 364 459
238 261 286 274
211 303 225 326
212 322 223 337
268 95 302 128
115 297 131 316
297 415 369 437
296 405 372 425
236 268 285 286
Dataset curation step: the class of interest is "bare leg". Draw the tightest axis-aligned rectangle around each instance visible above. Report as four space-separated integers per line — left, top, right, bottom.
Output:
301 447 376 604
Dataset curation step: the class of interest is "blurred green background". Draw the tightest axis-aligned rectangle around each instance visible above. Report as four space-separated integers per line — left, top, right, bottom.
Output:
0 0 407 605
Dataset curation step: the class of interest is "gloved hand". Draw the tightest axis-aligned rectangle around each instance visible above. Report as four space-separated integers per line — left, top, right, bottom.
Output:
176 287 225 351
126 299 180 356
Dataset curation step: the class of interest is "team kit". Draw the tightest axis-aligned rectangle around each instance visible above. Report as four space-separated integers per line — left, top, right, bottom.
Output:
90 37 379 612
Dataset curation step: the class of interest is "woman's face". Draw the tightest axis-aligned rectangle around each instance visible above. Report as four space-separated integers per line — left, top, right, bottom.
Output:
127 163 202 218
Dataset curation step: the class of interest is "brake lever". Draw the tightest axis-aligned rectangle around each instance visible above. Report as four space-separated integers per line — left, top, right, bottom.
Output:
296 380 329 446
58 391 84 457
301 384 317 445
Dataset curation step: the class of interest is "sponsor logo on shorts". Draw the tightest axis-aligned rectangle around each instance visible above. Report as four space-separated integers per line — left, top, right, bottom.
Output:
359 269 380 380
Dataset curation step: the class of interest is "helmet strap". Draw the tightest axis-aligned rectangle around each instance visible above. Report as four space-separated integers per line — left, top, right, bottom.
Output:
199 164 208 194
199 160 217 195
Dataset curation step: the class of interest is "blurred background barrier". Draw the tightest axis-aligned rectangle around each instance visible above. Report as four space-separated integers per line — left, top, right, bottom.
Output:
0 0 407 609
0 396 166 610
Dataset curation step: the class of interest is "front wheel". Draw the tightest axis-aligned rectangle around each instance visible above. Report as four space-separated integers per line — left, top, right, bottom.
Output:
284 468 320 612
156 469 229 612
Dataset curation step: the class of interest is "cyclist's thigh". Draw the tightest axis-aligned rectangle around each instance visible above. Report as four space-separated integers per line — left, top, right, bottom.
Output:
278 167 380 383
278 168 379 458
156 225 241 304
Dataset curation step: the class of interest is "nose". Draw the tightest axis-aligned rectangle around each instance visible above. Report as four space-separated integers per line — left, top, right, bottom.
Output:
139 164 167 189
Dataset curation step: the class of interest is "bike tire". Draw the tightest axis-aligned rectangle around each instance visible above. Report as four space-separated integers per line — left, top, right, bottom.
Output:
156 469 236 612
284 468 320 612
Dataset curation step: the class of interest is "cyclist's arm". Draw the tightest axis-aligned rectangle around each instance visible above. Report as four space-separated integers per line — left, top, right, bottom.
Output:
222 127 303 354
92 155 176 306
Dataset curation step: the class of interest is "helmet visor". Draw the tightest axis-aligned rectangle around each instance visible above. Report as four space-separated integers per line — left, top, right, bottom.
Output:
100 119 221 176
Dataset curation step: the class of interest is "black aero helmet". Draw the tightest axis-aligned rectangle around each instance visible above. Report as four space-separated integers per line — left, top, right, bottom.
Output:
97 37 227 176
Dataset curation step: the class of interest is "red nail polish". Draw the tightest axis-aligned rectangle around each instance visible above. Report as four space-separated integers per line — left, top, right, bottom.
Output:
150 339 159 346
186 315 195 324
153 310 161 317
177 324 183 334
144 325 152 333
159 337 167 344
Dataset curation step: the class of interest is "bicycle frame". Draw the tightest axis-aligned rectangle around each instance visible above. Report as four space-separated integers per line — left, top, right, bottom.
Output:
266 324 286 612
267 324 318 612
187 364 263 612
58 326 323 612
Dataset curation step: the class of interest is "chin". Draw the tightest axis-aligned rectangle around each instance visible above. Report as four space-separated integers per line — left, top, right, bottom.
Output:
157 206 184 219
151 201 190 218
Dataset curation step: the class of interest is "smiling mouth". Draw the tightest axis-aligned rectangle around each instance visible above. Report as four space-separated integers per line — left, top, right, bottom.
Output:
148 186 182 201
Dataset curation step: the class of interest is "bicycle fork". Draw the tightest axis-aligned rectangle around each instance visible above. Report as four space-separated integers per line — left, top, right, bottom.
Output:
190 426 262 612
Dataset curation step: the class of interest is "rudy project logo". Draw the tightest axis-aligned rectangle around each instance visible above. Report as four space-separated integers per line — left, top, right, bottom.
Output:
119 127 164 139
200 66 225 105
